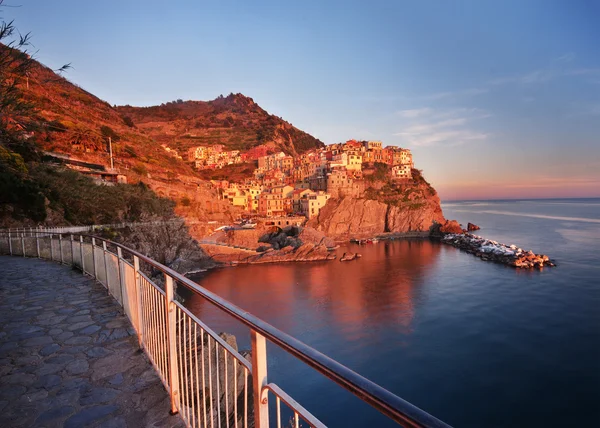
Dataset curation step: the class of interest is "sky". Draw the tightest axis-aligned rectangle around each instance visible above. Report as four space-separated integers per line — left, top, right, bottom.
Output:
6 0 600 200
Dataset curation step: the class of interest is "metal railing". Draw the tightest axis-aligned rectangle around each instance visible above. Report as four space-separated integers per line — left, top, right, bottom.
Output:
0 219 227 236
0 230 450 428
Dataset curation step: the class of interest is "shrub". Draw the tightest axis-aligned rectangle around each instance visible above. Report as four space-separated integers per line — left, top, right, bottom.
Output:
122 116 135 128
100 125 121 142
132 163 148 176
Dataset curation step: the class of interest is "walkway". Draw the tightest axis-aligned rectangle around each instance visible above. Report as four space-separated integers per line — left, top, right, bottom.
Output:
0 256 184 428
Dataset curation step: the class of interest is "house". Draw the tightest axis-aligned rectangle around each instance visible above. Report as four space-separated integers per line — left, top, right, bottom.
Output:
258 192 285 217
391 164 412 180
291 188 313 214
300 191 331 219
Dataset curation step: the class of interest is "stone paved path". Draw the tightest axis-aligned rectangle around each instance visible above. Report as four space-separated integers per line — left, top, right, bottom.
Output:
0 256 184 428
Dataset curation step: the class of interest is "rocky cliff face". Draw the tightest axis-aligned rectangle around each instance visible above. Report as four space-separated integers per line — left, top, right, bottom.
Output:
307 196 444 240
307 168 445 240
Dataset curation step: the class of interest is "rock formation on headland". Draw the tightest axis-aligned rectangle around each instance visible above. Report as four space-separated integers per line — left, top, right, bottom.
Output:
308 169 445 240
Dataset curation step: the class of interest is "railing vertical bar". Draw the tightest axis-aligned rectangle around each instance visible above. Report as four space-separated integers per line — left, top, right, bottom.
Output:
91 238 97 278
217 337 221 428
244 368 248 428
179 307 187 420
133 255 143 349
152 286 159 371
165 273 180 416
276 396 281 428
141 279 149 353
151 285 158 369
234 359 238 428
156 288 162 377
201 327 208 428
21 233 25 257
225 350 229 428
294 412 299 428
160 291 168 384
188 316 196 428
50 234 54 261
8 231 12 255
183 310 190 425
146 283 154 366
79 236 85 274
36 232 40 258
155 287 162 378
117 247 124 306
59 234 63 264
208 336 214 428
102 241 109 292
251 330 269 428
194 323 201 428
69 234 74 265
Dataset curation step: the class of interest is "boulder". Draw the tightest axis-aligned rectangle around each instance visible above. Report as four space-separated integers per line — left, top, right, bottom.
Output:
439 220 464 234
467 222 480 231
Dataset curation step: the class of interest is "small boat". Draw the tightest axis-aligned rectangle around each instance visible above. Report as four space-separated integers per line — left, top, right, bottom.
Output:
241 223 257 229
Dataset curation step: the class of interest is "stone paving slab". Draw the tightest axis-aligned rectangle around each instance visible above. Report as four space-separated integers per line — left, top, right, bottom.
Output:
0 256 184 428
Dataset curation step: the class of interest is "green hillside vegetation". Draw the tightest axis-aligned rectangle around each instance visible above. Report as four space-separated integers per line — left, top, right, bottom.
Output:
363 164 438 209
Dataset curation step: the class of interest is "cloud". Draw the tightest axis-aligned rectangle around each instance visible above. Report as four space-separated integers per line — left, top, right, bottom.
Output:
489 66 600 87
394 107 490 147
397 108 433 118
422 87 488 100
555 52 576 63
489 69 557 85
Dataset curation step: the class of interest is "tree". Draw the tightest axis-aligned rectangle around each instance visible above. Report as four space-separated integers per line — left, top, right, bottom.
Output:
0 1 70 137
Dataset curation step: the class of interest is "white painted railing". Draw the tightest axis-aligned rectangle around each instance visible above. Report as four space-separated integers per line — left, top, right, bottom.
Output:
0 219 226 236
0 230 450 428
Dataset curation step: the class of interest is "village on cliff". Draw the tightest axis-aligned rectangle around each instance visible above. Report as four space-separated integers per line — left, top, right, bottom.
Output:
179 140 414 222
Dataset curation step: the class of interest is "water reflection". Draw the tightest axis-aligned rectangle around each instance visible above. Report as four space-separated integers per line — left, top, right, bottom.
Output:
186 240 442 346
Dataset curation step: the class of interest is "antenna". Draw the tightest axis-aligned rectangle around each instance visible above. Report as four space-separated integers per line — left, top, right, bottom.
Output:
109 137 114 170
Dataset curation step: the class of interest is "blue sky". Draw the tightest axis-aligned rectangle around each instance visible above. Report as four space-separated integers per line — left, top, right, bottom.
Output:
8 0 600 199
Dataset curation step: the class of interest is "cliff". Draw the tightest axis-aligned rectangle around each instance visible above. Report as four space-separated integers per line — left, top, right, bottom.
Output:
308 168 445 240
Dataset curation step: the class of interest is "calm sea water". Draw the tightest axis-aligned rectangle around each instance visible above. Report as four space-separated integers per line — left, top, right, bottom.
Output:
187 198 600 427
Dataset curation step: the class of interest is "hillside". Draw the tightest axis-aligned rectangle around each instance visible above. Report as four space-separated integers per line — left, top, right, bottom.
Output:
13 46 323 180
116 94 324 156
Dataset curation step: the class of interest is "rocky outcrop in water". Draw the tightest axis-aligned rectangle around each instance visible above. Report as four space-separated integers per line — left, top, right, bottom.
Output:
441 233 556 269
467 222 480 231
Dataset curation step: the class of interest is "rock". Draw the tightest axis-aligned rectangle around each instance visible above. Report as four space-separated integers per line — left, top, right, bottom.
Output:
440 232 555 269
307 196 445 240
439 220 464 234
467 222 480 231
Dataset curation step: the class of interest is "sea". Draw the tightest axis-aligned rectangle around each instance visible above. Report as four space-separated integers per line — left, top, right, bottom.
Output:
187 198 600 427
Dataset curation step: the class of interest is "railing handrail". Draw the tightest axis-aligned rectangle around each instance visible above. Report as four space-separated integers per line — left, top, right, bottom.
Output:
0 230 450 428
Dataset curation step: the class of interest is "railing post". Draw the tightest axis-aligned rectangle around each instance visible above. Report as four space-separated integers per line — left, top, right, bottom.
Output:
70 234 74 265
8 231 12 256
133 255 144 350
251 330 269 428
59 234 64 264
21 233 25 257
80 235 85 273
36 231 40 258
91 238 97 278
102 241 109 292
50 234 54 261
164 273 180 415
116 247 124 305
